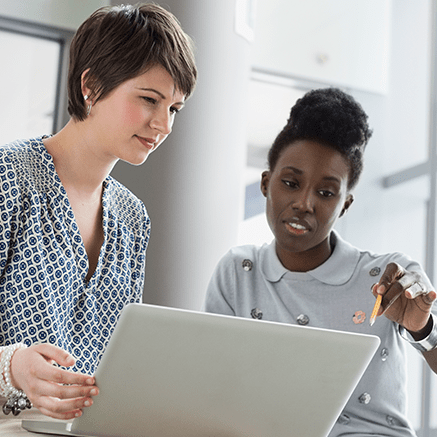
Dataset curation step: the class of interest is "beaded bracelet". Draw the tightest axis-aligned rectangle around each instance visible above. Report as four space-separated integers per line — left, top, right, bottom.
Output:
0 343 32 416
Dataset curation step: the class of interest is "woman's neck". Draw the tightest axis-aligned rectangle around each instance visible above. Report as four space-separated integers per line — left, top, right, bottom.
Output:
43 119 117 195
275 235 334 273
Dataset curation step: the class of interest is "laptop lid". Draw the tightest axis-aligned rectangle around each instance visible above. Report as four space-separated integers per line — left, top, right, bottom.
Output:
22 303 380 437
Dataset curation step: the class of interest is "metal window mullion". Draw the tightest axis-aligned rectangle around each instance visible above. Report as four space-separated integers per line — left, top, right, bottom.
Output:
421 1 437 437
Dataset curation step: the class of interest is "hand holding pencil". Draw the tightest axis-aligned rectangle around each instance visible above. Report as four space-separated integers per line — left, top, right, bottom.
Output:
370 262 436 334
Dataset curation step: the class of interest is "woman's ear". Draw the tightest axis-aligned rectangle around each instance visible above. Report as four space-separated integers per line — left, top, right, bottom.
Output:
81 68 93 99
339 194 354 217
260 171 270 198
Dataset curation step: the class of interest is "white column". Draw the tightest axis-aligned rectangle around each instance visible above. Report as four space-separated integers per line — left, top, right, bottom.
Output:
110 0 251 310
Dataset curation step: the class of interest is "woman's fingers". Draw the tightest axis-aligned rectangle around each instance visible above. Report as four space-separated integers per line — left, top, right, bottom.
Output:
375 262 434 311
13 345 95 389
9 344 98 418
27 376 98 419
36 396 92 420
33 343 76 365
32 378 98 400
33 361 95 388
375 262 404 294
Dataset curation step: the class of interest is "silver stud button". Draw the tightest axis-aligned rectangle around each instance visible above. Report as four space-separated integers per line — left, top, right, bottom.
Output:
369 267 381 277
297 314 309 325
381 348 389 361
337 414 350 425
242 259 253 271
251 308 263 319
386 415 399 427
358 393 371 404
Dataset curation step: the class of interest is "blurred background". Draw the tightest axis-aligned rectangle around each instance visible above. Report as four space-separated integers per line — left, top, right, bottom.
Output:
0 0 435 434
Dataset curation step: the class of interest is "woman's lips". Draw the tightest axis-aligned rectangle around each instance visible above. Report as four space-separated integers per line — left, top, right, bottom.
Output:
285 221 310 236
135 135 156 150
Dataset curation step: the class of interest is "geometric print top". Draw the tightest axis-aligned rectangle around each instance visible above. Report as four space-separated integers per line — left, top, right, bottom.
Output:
0 137 150 375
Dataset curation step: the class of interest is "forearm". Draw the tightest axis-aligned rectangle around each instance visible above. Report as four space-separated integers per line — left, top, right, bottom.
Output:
402 314 437 374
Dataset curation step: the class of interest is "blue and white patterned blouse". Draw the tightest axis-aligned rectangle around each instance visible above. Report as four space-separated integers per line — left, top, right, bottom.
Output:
0 137 150 374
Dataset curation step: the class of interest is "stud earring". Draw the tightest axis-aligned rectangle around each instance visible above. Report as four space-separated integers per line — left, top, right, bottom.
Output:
84 95 89 101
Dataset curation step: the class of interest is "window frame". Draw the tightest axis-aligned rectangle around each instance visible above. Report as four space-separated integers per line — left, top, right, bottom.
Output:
0 15 74 133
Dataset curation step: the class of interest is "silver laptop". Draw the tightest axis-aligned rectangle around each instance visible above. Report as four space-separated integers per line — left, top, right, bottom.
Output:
22 303 380 437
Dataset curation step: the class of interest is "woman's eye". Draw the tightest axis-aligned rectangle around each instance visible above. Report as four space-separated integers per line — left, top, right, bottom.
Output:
319 190 335 198
142 96 156 104
283 180 298 188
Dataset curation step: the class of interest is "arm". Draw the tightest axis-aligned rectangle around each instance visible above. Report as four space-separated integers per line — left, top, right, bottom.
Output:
404 315 437 373
372 262 437 373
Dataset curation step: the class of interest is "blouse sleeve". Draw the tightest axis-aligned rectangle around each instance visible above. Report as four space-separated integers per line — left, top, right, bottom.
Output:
131 202 150 303
203 250 237 316
0 154 19 278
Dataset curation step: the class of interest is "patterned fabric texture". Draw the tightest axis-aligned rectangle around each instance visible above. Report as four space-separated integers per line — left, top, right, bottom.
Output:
0 137 150 374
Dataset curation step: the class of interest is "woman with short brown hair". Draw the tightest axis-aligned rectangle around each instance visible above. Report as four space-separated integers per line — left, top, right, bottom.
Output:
0 2 196 421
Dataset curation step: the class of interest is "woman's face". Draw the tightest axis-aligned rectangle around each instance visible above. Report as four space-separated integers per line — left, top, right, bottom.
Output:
84 64 185 166
261 140 353 271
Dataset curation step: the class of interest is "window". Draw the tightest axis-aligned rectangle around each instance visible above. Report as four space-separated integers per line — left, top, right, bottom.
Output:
0 16 73 145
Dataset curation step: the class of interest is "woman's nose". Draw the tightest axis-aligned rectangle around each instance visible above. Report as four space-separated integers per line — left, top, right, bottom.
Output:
291 191 314 213
150 109 173 135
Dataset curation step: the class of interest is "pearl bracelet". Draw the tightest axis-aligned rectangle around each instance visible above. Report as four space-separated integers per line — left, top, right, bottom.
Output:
0 343 32 416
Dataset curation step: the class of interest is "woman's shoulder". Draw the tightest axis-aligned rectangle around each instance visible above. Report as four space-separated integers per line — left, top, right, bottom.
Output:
104 176 149 222
334 231 417 267
215 243 270 272
355 243 417 268
0 137 44 157
0 137 50 190
346 238 424 276
105 176 145 206
223 243 265 259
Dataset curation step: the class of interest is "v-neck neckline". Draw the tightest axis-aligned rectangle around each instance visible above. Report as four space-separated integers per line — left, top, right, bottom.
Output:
38 137 110 287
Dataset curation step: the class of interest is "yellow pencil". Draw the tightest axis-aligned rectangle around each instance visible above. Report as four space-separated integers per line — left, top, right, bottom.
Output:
369 294 382 326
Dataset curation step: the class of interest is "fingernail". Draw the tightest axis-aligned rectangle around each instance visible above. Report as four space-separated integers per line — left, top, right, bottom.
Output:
90 389 97 396
75 411 82 418
86 378 94 385
84 400 91 407
377 284 385 294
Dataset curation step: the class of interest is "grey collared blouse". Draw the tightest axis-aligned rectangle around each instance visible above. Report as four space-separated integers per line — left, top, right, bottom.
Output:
204 230 436 437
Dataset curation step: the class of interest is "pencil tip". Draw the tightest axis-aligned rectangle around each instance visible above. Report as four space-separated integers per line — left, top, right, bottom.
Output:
369 319 375 327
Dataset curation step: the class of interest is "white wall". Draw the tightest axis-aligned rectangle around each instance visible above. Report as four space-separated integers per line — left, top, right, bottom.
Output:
252 0 391 94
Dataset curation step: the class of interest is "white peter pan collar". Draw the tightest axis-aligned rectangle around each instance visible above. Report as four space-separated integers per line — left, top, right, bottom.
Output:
260 230 360 286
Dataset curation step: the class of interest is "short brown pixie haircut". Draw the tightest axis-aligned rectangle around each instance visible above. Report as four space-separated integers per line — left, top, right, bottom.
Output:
68 3 197 121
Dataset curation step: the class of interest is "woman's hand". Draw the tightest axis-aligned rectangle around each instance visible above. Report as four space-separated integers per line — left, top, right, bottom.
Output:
372 262 437 335
8 343 98 420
